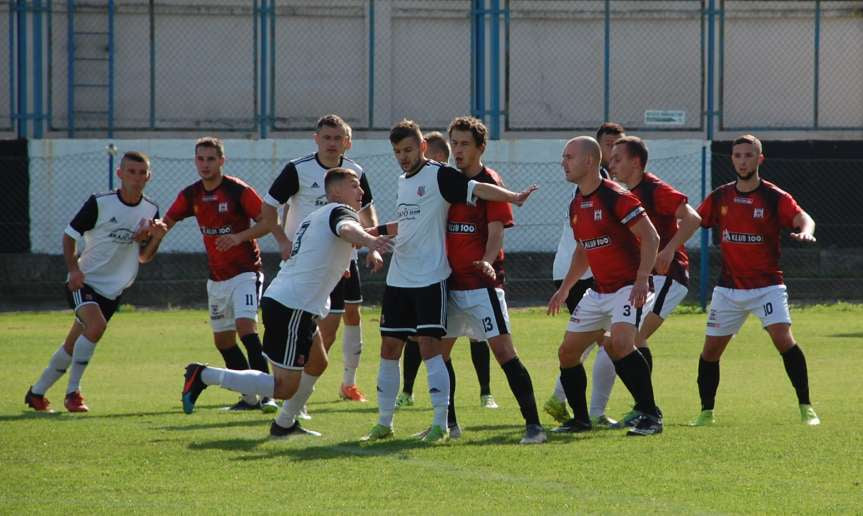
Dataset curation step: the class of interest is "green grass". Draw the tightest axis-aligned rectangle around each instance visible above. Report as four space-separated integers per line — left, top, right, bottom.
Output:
2 304 862 513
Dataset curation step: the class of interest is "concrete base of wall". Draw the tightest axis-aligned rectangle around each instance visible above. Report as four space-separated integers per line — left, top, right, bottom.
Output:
3 249 862 311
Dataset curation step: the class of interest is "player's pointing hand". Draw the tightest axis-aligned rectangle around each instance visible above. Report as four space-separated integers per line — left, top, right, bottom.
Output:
511 184 539 207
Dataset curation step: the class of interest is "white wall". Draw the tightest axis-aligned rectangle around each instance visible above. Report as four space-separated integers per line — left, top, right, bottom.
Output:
28 138 708 254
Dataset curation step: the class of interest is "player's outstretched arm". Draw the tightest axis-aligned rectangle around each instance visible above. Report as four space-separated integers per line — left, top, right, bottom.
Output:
139 219 168 263
629 217 660 308
548 245 588 316
338 221 393 255
62 234 84 291
473 183 539 207
366 221 399 237
790 211 816 243
656 202 701 275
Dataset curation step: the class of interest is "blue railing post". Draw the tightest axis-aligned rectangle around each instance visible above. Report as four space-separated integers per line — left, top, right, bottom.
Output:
9 1 16 130
149 0 155 129
489 0 500 140
471 0 485 121
603 0 610 122
107 0 115 137
67 0 74 136
259 0 268 138
700 0 717 310
16 0 28 138
813 0 821 128
107 143 116 190
33 0 44 138
368 0 375 128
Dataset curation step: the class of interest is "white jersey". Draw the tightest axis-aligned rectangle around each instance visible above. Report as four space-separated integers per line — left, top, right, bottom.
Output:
552 185 593 281
263 153 371 239
64 190 160 300
387 160 478 288
263 203 359 317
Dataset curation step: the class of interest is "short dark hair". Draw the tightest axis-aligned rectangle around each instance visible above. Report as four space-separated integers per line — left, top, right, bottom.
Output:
596 122 625 140
389 119 423 146
613 135 648 169
732 134 763 154
195 137 225 158
424 131 450 161
120 151 150 169
324 167 358 194
317 114 351 138
447 116 488 148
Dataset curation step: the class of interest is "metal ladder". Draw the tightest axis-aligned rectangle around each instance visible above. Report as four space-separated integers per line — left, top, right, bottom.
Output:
67 0 114 136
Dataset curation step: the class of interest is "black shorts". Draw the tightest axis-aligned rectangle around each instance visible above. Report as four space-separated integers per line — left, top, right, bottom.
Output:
65 283 121 323
328 260 362 314
554 278 595 315
380 280 448 340
261 297 318 370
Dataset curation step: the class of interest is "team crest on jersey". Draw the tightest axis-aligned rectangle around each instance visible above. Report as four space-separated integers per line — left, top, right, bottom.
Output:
218 202 228 213
720 205 728 216
593 209 602 221
753 208 764 218
734 196 753 205
417 185 426 197
580 201 592 208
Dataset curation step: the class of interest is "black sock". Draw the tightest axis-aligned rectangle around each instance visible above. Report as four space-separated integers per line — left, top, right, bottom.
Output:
697 356 720 411
402 338 421 395
219 345 249 370
240 333 269 374
613 350 658 417
444 358 457 426
781 345 811 405
559 364 589 424
639 346 653 372
470 339 491 396
501 357 540 426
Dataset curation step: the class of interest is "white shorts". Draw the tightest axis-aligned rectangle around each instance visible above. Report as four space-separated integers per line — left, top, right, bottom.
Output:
651 275 689 320
705 284 791 337
567 285 654 333
206 271 263 332
444 287 510 340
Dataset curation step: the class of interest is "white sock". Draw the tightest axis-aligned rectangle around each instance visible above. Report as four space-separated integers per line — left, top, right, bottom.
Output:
342 324 362 386
553 376 566 403
589 346 617 418
425 355 450 429
201 367 274 398
66 335 96 394
376 358 400 428
276 372 319 428
33 345 73 395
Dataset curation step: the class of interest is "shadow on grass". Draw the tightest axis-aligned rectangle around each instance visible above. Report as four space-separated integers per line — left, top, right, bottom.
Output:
829 332 863 338
159 419 272 431
0 409 186 422
187 437 268 452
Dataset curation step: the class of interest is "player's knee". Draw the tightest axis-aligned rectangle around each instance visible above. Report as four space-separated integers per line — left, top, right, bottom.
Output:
273 377 297 400
84 321 107 341
489 339 516 364
342 305 361 325
558 344 580 367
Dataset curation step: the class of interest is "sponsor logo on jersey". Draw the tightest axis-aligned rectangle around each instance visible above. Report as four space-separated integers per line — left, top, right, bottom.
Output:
417 185 426 197
202 194 217 202
448 222 478 233
311 182 320 188
107 228 136 244
315 194 328 206
109 216 118 223
396 203 421 221
753 208 764 218
582 235 611 250
218 202 228 213
722 230 764 244
734 196 753 204
200 225 233 236
580 201 592 208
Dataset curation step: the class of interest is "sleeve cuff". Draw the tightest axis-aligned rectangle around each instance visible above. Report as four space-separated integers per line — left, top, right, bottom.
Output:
466 180 479 206
263 193 283 208
334 219 355 236
64 225 82 239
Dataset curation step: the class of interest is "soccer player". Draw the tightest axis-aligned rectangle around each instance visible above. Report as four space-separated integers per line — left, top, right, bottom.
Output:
397 130 498 410
260 114 381 404
362 119 537 443
691 135 820 426
164 137 278 413
25 151 166 412
602 135 701 426
545 122 624 428
547 136 663 436
435 116 545 444
182 168 393 438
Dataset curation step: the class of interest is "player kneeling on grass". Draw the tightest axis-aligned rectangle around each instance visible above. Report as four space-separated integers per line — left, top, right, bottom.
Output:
26 151 166 413
181 168 392 438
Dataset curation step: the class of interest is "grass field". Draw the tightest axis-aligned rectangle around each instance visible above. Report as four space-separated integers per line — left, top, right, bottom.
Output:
1 304 862 513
